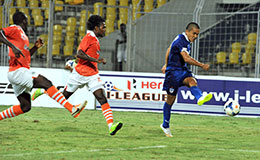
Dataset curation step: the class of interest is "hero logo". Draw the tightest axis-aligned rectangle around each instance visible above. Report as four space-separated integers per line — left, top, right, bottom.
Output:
180 90 260 104
127 79 163 90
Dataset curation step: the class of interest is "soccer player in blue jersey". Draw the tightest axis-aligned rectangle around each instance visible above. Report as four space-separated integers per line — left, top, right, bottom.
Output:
160 22 213 137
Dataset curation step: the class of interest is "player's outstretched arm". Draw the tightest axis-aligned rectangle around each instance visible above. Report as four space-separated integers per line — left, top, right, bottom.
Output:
180 51 210 71
0 30 24 58
77 49 106 64
30 38 43 56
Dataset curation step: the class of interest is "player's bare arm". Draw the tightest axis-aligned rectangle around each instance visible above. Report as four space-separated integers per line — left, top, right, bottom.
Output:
29 38 43 56
161 45 171 74
77 49 106 64
0 30 24 58
180 51 210 71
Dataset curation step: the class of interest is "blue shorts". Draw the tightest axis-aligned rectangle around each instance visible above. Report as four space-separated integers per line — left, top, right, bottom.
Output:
163 69 194 96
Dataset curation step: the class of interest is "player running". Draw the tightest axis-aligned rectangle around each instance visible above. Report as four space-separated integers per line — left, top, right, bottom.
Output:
160 22 213 137
0 11 87 121
32 15 123 136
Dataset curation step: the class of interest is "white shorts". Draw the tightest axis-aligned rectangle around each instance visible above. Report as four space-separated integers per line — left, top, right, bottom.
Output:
7 67 39 96
65 69 104 93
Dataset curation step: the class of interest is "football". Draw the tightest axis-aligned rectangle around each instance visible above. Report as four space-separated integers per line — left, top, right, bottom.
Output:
224 99 241 116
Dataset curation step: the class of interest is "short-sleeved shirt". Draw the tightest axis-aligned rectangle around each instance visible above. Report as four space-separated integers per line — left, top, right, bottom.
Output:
2 25 30 72
163 32 194 95
75 30 100 76
166 32 191 71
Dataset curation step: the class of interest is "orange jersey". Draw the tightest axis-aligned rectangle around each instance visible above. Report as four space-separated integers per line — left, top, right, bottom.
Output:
75 30 100 76
2 25 30 71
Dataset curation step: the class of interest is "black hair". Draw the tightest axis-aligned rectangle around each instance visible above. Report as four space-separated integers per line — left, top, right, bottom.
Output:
87 15 105 30
186 22 200 31
13 11 27 25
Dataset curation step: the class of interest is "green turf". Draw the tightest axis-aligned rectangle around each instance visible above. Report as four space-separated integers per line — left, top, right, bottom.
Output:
0 106 260 160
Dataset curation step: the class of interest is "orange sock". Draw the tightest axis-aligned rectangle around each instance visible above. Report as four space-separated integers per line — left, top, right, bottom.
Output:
46 86 73 112
101 103 113 125
0 105 24 120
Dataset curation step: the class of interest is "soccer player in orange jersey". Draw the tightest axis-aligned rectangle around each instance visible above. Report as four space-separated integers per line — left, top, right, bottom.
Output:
64 15 123 135
0 12 87 121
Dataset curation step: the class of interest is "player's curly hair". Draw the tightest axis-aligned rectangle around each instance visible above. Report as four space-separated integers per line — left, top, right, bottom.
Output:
87 15 105 30
13 11 27 25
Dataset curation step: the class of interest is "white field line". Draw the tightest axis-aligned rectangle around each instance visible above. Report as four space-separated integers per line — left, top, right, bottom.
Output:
217 148 260 153
1 145 167 157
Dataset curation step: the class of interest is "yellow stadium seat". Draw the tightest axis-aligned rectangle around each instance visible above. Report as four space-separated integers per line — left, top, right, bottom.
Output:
231 42 241 54
245 43 255 54
53 35 62 44
106 7 116 14
63 45 74 56
71 0 84 5
248 33 257 45
132 0 139 5
65 36 74 45
42 1 49 8
53 24 62 35
144 0 153 12
65 0 73 4
157 0 166 8
29 0 39 7
44 9 49 19
34 14 43 26
52 44 60 56
16 0 26 7
105 25 114 36
107 0 116 5
80 18 86 27
67 17 77 26
119 13 128 22
32 9 42 16
94 2 103 16
132 6 141 20
66 25 75 37
106 13 116 21
78 25 86 36
119 8 128 14
55 0 64 12
37 45 47 55
242 53 252 64
229 52 239 64
216 52 226 64
119 0 128 6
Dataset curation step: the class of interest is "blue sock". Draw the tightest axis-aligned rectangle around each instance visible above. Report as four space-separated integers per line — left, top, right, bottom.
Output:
190 86 202 100
162 102 172 128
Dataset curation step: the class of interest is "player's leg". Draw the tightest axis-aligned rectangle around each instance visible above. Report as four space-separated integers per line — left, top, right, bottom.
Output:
0 92 31 120
160 94 176 137
183 77 212 105
93 89 123 135
33 75 86 118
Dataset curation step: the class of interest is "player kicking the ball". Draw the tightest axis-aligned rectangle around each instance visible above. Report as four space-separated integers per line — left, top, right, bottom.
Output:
0 12 87 121
32 15 123 136
160 22 212 137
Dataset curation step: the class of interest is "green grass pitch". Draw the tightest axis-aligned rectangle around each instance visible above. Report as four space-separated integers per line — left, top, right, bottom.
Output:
0 106 260 160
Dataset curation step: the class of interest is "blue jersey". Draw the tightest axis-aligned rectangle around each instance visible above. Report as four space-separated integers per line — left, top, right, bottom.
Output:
166 32 191 71
163 32 194 95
